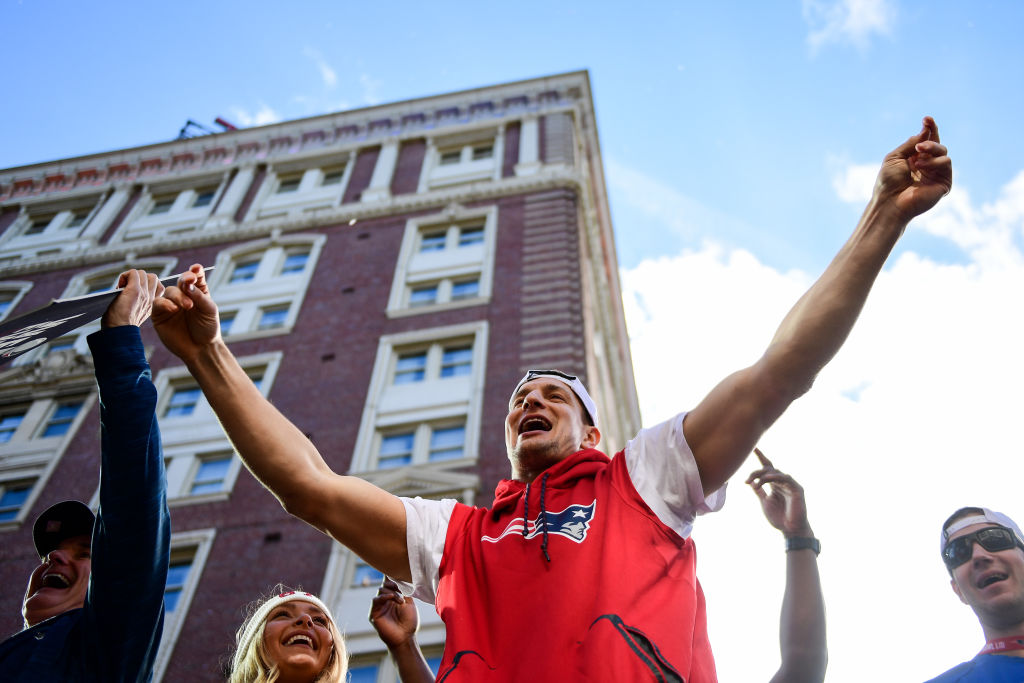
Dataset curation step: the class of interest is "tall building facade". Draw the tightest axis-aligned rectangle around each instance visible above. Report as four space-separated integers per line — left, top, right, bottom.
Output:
0 71 640 681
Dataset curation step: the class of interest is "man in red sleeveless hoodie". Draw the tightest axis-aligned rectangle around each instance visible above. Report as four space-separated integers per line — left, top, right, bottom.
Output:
153 118 952 682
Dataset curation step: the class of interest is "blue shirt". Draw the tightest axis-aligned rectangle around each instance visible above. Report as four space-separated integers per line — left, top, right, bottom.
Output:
0 326 171 682
926 653 1024 682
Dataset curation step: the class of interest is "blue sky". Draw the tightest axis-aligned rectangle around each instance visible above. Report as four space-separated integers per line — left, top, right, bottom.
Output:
5 1 1024 680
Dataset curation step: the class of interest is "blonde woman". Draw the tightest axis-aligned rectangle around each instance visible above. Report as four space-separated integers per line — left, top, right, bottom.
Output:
229 587 347 683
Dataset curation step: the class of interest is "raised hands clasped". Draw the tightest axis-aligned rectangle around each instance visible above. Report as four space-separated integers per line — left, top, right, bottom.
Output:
101 269 165 329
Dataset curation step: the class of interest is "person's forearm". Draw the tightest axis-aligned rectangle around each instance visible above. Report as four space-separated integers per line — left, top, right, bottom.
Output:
388 638 436 683
774 550 827 683
764 198 906 396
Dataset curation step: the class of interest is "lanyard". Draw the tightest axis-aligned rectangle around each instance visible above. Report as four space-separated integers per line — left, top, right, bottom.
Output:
980 637 1024 655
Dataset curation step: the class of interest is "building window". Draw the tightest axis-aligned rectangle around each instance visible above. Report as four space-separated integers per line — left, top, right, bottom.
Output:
191 188 217 208
428 424 465 462
164 549 195 613
257 305 289 331
471 143 494 160
0 283 31 321
427 134 500 188
321 166 346 185
39 401 83 438
188 454 233 496
0 479 33 522
276 176 301 194
378 432 414 468
229 259 260 283
387 207 496 317
394 352 427 385
208 237 323 339
348 664 380 683
351 561 384 588
219 311 236 336
374 419 468 470
164 384 201 418
0 409 25 443
149 197 175 215
66 211 89 229
24 216 52 236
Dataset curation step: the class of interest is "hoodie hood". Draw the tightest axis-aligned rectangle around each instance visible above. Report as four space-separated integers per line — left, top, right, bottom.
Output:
492 448 610 516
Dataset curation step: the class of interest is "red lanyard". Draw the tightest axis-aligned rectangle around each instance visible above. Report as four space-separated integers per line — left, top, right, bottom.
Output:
980 636 1024 655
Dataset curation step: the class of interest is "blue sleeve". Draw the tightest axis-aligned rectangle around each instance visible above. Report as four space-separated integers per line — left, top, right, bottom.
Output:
85 325 170 682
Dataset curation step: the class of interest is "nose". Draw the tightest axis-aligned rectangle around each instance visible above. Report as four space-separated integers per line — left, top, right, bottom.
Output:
521 390 544 411
46 548 71 565
969 539 995 564
294 612 314 626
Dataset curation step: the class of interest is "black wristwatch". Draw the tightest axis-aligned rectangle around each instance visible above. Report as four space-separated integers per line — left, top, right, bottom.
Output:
785 536 821 556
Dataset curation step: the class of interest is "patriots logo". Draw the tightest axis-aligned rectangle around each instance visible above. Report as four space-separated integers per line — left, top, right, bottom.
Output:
482 500 597 544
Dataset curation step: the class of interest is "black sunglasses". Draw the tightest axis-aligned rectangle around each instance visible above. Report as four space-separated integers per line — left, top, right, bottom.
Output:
526 369 579 382
942 525 1024 570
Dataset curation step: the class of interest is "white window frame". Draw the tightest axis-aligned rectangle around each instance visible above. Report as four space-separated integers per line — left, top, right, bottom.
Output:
0 198 103 261
152 528 217 683
117 176 228 242
350 321 487 474
0 281 32 321
253 155 354 220
164 443 242 506
155 351 283 448
0 392 97 531
208 235 324 341
421 127 503 189
386 206 497 318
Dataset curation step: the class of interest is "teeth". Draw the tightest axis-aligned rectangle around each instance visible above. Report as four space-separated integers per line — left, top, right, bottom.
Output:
43 573 70 588
286 635 313 647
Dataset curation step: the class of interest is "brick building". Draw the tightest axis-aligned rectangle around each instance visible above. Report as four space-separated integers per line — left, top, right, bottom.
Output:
0 71 640 681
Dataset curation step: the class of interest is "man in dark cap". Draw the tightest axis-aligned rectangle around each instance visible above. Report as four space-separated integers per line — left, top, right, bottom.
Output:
0 269 171 682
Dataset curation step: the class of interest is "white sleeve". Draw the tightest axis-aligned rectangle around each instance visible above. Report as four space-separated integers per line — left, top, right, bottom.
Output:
623 412 727 539
394 496 457 605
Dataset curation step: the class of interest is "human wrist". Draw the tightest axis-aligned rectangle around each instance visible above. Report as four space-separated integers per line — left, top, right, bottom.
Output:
785 536 821 556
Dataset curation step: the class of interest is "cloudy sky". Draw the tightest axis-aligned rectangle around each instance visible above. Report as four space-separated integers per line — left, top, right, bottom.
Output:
5 0 1024 680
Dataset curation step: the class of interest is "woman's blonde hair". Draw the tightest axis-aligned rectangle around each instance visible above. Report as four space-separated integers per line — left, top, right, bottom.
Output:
228 585 348 683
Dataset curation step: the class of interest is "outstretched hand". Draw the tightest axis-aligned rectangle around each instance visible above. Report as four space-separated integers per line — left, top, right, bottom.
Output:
151 263 221 362
368 577 420 649
874 116 952 223
101 269 165 329
746 449 813 538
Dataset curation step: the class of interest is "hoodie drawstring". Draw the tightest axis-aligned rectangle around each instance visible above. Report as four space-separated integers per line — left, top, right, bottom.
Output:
521 474 552 562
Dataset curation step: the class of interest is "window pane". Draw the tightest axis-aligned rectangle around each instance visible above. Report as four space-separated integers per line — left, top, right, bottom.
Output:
0 412 25 443
429 425 465 461
86 278 115 294
66 212 88 229
0 293 14 318
472 144 494 160
458 226 484 247
257 306 289 330
25 218 50 235
409 285 438 307
41 401 83 438
165 387 200 417
440 346 472 378
321 167 345 185
149 198 174 215
276 177 300 193
419 231 446 252
45 337 76 355
0 482 33 521
394 353 426 384
379 432 414 468
451 279 480 300
439 149 461 165
164 558 193 613
219 312 236 336
229 259 260 283
351 562 383 587
348 665 380 683
190 456 231 495
192 190 216 208
281 251 309 275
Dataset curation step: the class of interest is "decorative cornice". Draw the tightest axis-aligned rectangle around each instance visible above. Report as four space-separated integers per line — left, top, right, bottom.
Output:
0 349 95 399
0 72 592 204
0 168 586 278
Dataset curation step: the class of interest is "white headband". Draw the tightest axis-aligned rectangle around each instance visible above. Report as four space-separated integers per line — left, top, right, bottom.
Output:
232 590 335 672
511 370 599 429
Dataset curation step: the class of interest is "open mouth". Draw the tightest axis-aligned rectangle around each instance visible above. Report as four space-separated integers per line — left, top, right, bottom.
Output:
518 416 552 434
978 573 1008 589
285 634 315 649
41 573 71 589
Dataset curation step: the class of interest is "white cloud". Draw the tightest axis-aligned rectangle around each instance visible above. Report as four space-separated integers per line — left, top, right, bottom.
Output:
830 161 876 202
303 47 337 89
621 169 1024 680
228 103 281 128
803 0 896 52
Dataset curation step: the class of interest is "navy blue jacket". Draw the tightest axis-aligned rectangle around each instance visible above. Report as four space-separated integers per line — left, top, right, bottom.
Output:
0 325 171 682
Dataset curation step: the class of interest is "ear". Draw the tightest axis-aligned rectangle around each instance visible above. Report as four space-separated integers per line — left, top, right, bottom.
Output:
951 576 969 605
581 426 601 450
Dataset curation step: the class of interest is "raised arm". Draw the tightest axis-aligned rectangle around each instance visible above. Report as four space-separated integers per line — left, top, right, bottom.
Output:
747 449 826 683
87 269 171 679
686 117 952 494
152 265 411 581
369 578 436 683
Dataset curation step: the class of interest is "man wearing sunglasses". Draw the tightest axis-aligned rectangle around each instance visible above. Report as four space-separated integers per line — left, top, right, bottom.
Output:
927 508 1024 682
154 118 951 681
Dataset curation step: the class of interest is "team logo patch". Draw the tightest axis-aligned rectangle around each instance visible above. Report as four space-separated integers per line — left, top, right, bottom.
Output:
482 500 597 544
